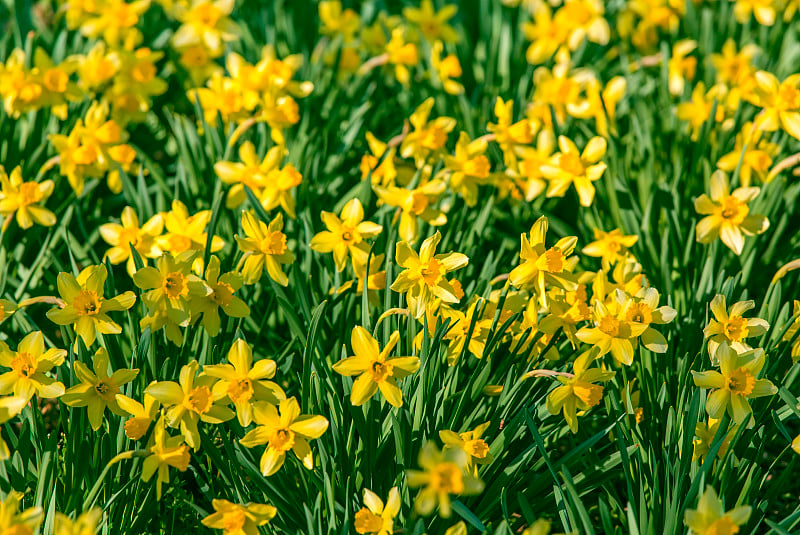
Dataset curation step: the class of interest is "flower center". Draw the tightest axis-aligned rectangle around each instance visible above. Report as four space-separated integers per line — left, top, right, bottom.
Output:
409 191 429 214
777 85 800 111
560 152 585 176
625 302 653 324
727 367 755 395
271 428 296 452
706 515 740 535
572 381 604 407
168 235 193 253
125 417 151 440
598 316 621 337
340 224 359 244
118 227 140 248
718 197 747 224
185 385 213 414
464 439 489 459
160 444 191 470
421 126 448 150
354 508 385 533
94 379 119 402
261 231 287 255
430 462 465 494
194 3 222 27
222 509 246 532
227 378 253 403
539 247 565 272
420 259 443 286
370 361 393 383
11 352 37 378
164 272 188 299
74 290 101 316
210 281 235 307
723 316 749 342
18 182 43 206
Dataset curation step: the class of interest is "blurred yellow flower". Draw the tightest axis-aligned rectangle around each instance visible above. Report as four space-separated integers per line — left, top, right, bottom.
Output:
99 206 164 275
406 441 484 517
684 486 751 534
0 165 56 230
201 499 277 534
0 396 27 459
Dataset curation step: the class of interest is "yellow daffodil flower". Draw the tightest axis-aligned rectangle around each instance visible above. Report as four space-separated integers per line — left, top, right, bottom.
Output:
733 0 776 26
116 389 160 440
546 349 615 432
577 299 648 366
157 200 225 257
310 198 383 271
0 396 27 459
214 142 283 208
399 98 456 166
684 486 751 534
47 264 136 351
748 70 800 140
204 339 285 427
487 98 534 166
0 331 65 401
403 0 459 43
431 41 463 95
333 327 420 407
390 231 468 318
145 360 235 449
61 348 139 431
692 342 777 426
668 40 697 96
541 135 607 207
509 216 578 306
201 499 277 534
0 491 43 533
439 421 493 475
783 300 800 361
133 252 196 345
694 170 769 255
54 507 102 535
172 0 239 57
692 418 736 462
239 397 329 476
188 255 250 336
99 206 164 275
0 165 56 230
582 228 639 269
441 132 491 206
406 441 484 517
704 294 769 362
374 179 447 243
354 487 400 535
235 211 295 286
142 416 191 500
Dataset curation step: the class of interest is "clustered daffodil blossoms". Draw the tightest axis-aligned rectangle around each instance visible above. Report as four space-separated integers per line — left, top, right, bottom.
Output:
5 0 800 531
